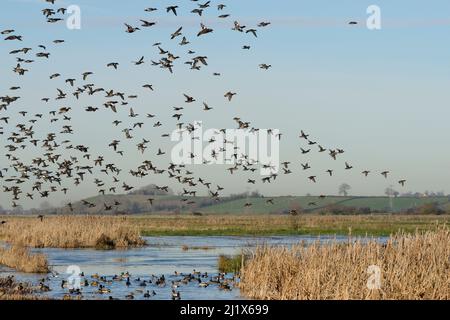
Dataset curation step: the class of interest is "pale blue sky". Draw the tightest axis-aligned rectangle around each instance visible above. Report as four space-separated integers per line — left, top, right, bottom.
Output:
1 0 450 208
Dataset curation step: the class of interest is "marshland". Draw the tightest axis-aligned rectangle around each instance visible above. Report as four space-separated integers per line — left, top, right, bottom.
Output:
0 216 145 249
0 215 448 300
240 226 450 300
3 215 448 248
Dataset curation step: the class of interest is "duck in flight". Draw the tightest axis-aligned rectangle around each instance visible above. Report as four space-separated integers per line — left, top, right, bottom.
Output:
246 29 258 37
171 27 183 40
125 23 140 33
183 94 195 103
301 148 310 155
258 22 271 27
140 20 156 27
166 6 179 16
107 62 119 69
133 56 145 65
308 176 317 183
198 23 213 37
224 92 236 101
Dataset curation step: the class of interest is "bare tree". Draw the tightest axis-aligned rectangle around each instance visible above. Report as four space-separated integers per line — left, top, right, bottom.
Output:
339 183 351 197
385 187 399 197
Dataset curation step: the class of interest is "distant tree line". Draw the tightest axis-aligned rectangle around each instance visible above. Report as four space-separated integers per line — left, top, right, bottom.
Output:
128 184 174 196
1 184 449 215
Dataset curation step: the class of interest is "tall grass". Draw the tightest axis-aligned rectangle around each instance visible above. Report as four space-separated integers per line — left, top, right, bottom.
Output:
0 246 49 273
240 226 450 300
0 216 145 249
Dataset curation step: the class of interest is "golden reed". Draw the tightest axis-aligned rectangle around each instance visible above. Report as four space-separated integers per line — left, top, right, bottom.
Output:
0 216 145 249
0 246 49 273
240 226 450 300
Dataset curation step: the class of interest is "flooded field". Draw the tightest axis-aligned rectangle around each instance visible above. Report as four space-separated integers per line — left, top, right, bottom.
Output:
0 235 382 300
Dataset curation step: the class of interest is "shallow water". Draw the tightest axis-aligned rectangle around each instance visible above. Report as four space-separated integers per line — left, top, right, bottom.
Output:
0 235 386 300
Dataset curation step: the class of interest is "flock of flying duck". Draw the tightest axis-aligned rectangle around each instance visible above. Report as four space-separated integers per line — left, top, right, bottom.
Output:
0 0 406 213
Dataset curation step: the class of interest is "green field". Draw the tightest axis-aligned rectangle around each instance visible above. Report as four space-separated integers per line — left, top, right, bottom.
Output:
133 214 450 237
63 194 450 215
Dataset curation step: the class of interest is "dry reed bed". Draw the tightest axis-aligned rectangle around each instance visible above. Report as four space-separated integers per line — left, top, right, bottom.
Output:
0 276 40 300
240 227 450 300
0 246 49 273
0 216 146 249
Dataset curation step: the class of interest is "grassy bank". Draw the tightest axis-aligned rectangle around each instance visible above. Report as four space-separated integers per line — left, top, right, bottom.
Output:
0 216 145 249
1 215 448 248
240 226 450 300
134 214 449 237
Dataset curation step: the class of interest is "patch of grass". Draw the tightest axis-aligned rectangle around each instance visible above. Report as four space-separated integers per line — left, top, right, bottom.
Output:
0 246 49 274
136 215 450 237
218 254 247 274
